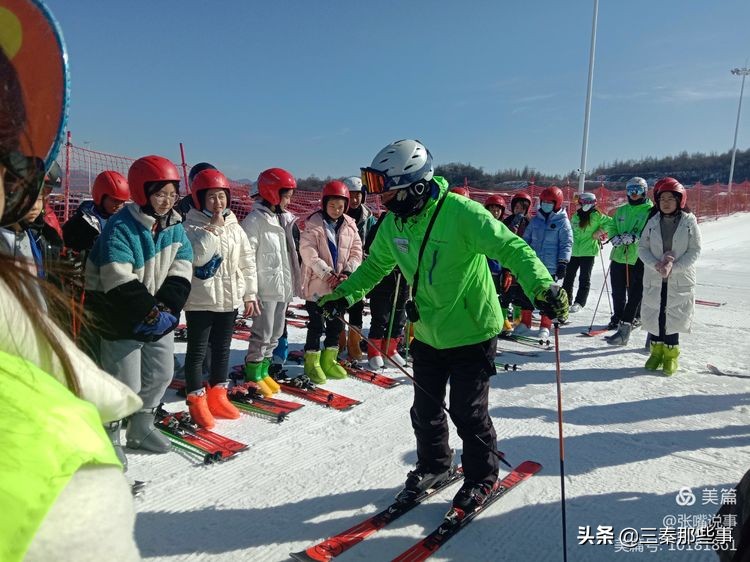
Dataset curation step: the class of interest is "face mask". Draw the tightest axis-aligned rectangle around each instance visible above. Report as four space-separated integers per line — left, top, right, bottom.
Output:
581 203 594 212
540 202 554 213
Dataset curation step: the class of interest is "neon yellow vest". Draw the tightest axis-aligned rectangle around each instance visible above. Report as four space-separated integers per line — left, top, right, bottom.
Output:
0 350 121 562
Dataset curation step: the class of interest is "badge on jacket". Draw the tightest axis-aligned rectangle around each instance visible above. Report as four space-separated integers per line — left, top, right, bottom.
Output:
394 237 409 253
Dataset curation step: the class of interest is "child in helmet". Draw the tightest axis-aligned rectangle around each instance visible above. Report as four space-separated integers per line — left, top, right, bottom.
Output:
86 155 193 460
182 168 255 427
500 192 533 332
562 192 612 313
638 178 701 375
240 168 300 395
62 170 130 252
518 186 573 339
483 194 508 327
604 177 654 345
299 180 363 383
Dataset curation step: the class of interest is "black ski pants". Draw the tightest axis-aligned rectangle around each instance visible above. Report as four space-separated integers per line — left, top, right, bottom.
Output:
409 337 499 486
304 300 343 350
184 310 237 393
610 259 644 325
368 282 408 339
346 299 365 328
562 256 595 307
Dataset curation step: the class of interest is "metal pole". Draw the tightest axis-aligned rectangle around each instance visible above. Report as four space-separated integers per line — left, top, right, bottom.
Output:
577 0 599 195
728 66 749 194
179 142 190 192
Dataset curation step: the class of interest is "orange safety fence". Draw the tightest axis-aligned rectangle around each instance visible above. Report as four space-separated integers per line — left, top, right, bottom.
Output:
50 136 750 227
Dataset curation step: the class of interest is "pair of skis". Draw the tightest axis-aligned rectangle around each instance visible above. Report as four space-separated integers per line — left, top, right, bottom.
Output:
154 405 248 463
290 460 541 562
287 350 402 389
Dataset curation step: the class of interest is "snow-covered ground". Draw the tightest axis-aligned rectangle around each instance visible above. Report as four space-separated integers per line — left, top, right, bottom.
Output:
128 213 750 561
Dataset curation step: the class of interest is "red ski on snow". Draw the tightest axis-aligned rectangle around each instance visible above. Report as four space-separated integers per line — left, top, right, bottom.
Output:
155 406 248 460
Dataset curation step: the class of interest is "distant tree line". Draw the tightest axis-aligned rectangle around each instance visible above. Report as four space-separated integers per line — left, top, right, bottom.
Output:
290 147 750 191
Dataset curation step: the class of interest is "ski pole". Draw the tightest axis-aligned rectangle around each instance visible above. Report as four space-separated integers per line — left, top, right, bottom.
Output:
383 272 403 362
553 321 569 562
598 244 612 315
585 260 611 334
335 313 512 469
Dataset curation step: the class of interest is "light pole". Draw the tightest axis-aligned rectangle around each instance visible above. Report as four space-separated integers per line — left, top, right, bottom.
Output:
578 0 599 194
728 66 749 194
83 140 92 189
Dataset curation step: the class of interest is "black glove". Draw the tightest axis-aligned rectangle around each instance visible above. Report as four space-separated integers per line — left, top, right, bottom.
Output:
317 295 349 319
555 261 568 281
534 285 569 322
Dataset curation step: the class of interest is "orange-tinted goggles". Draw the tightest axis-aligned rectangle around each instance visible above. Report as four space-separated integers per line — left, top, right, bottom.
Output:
360 167 389 195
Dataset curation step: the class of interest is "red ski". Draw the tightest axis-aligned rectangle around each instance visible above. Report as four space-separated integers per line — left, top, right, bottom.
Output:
339 361 401 389
155 406 248 460
391 460 542 562
287 318 307 329
580 328 610 337
696 299 726 307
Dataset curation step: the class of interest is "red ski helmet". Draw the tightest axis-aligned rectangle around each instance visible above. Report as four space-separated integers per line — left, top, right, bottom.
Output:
92 170 130 206
190 169 231 210
257 167 296 206
450 187 470 198
510 191 533 214
539 186 564 212
484 194 507 209
322 180 350 212
127 155 180 206
653 177 686 209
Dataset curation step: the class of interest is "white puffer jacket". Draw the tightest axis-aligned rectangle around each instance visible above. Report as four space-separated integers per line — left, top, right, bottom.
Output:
184 208 254 312
240 205 296 303
638 211 702 335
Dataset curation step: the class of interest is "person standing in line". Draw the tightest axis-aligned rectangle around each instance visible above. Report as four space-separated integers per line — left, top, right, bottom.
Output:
182 169 255 427
319 139 566 512
240 168 299 396
605 177 654 345
638 178 701 375
562 191 612 313
299 180 363 383
338 175 377 361
87 155 193 460
518 186 573 339
501 192 533 332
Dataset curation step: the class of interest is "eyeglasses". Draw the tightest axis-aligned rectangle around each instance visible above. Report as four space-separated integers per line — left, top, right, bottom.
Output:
151 192 180 203
0 150 46 227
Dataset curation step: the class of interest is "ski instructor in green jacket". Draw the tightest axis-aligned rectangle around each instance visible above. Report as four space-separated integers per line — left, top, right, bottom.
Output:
318 139 568 512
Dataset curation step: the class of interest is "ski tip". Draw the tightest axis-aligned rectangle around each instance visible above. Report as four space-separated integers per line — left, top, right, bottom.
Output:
515 460 543 475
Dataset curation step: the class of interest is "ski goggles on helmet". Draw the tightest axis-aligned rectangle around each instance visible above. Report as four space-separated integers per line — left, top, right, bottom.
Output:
626 184 645 196
578 193 596 205
1 150 46 227
360 165 430 195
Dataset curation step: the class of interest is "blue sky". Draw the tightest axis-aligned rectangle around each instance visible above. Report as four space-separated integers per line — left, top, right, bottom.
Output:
46 0 750 181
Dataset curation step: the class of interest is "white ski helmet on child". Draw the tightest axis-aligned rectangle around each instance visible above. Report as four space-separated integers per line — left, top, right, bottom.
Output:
343 175 366 203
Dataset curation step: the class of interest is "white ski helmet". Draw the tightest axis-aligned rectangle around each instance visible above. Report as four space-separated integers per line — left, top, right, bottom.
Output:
343 176 364 192
363 139 434 193
625 177 648 196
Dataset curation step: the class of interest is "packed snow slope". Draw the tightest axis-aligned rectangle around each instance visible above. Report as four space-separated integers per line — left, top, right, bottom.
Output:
128 212 750 561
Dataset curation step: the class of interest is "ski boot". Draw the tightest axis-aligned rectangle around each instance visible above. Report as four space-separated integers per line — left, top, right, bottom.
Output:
512 310 533 336
105 420 128 470
606 322 632 345
125 408 171 453
206 383 240 420
347 328 364 361
320 347 348 379
644 341 665 371
272 335 289 365
662 345 680 376
451 480 498 514
187 389 216 429
261 357 281 393
386 337 407 367
367 338 385 370
244 361 275 397
396 463 456 503
304 350 327 384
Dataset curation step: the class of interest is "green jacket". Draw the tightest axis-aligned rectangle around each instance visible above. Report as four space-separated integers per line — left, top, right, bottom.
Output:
0 351 121 562
606 199 654 265
329 177 553 349
571 209 613 257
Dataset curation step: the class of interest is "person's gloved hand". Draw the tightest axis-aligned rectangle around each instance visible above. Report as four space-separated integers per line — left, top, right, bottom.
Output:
610 234 623 247
620 233 638 245
534 285 569 323
317 293 349 319
655 252 675 278
134 309 178 337
555 261 568 281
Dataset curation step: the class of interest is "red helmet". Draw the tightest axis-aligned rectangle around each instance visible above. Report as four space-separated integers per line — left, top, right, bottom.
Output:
510 191 532 212
127 155 181 206
654 177 687 209
257 167 296 206
92 171 130 206
322 180 350 211
450 187 470 198
539 186 564 212
191 169 231 209
484 194 507 209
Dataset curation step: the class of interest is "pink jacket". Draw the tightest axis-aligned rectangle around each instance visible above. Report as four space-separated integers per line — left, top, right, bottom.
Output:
299 211 363 301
